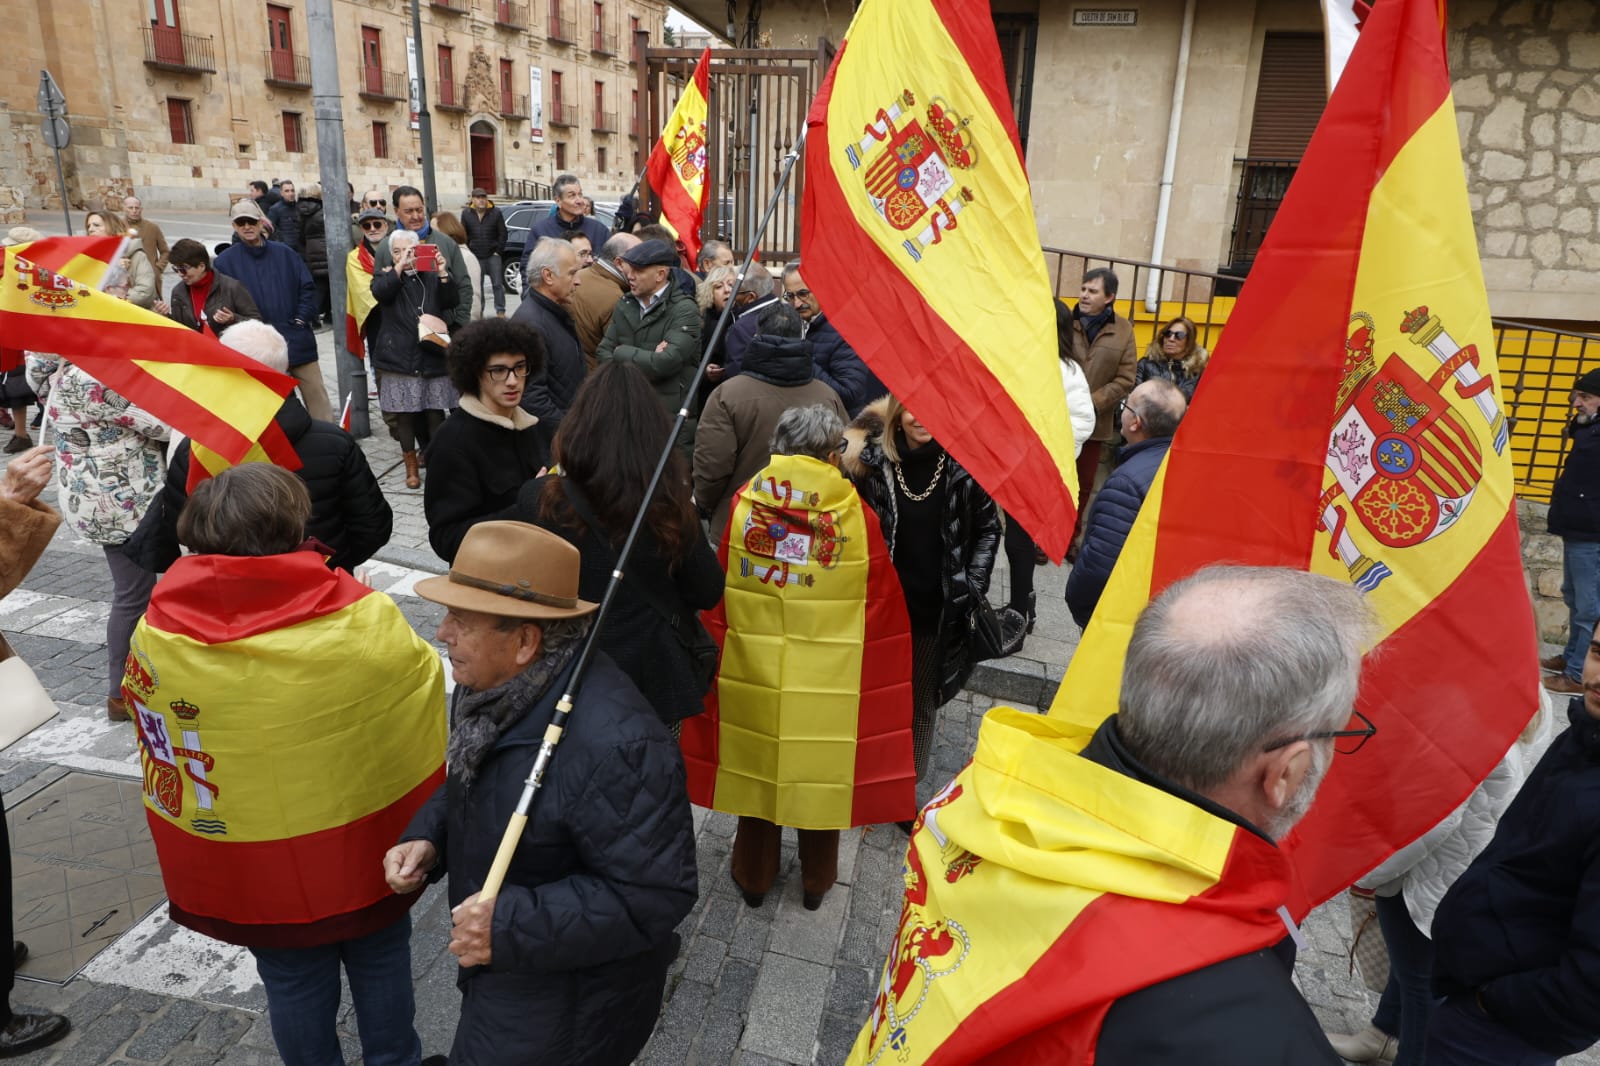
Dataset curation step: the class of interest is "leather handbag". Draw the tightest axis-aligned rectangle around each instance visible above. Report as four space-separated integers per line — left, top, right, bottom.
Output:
966 599 1007 662
1346 886 1391 995
0 633 59 749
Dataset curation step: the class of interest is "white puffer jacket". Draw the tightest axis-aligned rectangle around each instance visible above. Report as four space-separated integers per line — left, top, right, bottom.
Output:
1358 686 1552 937
1062 357 1096 461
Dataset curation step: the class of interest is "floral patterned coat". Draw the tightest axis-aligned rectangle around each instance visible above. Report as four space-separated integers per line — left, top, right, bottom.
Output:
26 354 170 546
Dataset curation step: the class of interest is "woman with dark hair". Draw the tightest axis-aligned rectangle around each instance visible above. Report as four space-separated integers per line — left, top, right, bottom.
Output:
843 395 1001 797
1135 314 1208 400
430 211 481 320
513 361 723 731
372 228 460 488
155 239 261 337
424 318 548 562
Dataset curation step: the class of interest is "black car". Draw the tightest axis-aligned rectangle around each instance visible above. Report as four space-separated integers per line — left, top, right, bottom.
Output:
503 200 617 294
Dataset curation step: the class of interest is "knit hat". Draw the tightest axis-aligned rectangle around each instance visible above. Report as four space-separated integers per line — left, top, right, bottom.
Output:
1576 369 1600 396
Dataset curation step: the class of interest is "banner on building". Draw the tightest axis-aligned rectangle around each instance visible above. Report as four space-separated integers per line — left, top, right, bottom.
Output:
530 66 544 143
406 36 420 130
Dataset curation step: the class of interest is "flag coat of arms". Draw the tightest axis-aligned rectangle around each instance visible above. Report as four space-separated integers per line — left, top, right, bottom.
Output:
647 46 712 263
1049 0 1535 916
801 0 1078 560
679 453 916 828
125 552 446 947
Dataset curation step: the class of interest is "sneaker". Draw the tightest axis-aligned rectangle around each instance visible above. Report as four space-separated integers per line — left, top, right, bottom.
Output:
1325 1024 1397 1063
3 435 33 454
1541 653 1567 673
1544 674 1584 695
0 1007 69 1056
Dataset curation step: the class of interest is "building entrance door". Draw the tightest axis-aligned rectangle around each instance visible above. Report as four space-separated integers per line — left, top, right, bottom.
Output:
470 123 498 196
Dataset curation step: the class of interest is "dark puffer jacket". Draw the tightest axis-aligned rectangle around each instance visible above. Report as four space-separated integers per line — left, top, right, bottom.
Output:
1134 349 1206 402
1431 697 1600 1058
1065 436 1173 628
844 399 1001 705
369 267 459 378
807 315 887 417
1548 418 1600 541
400 655 697 1066
141 396 392 574
511 290 585 443
461 203 508 260
297 197 329 280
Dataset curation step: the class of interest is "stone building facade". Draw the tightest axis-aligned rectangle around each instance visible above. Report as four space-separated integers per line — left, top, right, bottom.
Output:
1 0 667 215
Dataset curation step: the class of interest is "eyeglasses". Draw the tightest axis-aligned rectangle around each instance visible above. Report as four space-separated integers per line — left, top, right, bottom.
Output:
1161 329 1188 341
1264 709 1377 756
1117 398 1143 422
483 362 531 382
781 289 812 303
367 198 387 207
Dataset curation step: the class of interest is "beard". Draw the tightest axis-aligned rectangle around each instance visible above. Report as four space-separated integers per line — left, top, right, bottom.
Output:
1266 740 1335 840
1575 411 1597 427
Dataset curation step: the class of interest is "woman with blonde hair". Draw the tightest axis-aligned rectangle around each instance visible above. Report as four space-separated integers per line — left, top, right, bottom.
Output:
1135 314 1208 400
697 264 740 400
86 210 156 310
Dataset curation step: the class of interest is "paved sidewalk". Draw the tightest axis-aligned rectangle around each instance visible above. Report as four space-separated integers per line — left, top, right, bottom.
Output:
1 331 1595 1064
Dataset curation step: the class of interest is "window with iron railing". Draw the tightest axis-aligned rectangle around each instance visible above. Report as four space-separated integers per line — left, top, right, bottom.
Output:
1224 158 1299 274
143 27 217 73
263 50 310 87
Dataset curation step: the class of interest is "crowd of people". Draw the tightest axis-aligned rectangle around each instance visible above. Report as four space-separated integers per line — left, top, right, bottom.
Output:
0 182 1594 1066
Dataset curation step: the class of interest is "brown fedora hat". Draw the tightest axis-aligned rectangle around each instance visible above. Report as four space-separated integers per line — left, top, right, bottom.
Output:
414 522 597 620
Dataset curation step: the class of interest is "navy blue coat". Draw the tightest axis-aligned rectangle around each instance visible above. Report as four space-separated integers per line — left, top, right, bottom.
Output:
522 213 611 281
1548 418 1600 541
510 291 584 441
721 296 780 377
807 315 887 417
1431 697 1600 1057
401 655 696 1066
213 240 319 366
1065 437 1173 628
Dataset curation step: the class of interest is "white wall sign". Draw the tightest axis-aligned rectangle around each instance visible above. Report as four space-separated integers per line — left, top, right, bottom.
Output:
1072 9 1138 25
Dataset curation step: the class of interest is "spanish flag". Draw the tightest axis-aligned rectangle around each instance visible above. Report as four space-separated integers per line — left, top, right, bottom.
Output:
0 239 299 473
646 46 711 264
345 241 378 358
801 0 1077 560
1052 0 1535 916
124 552 447 947
680 454 916 828
846 711 1293 1063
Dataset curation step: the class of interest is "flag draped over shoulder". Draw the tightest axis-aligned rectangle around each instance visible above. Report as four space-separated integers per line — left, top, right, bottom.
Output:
800 0 1077 560
679 454 916 828
0 238 299 473
1050 0 1534 916
124 552 447 947
646 46 712 264
846 710 1292 1064
345 242 378 358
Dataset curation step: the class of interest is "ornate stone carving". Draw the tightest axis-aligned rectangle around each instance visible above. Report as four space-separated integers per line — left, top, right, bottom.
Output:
466 46 498 114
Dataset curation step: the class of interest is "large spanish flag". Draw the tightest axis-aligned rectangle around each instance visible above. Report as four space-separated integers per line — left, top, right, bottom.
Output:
679 454 916 828
846 711 1293 1063
0 239 299 473
345 242 379 358
124 552 447 948
646 46 712 264
1051 0 1536 916
801 0 1077 560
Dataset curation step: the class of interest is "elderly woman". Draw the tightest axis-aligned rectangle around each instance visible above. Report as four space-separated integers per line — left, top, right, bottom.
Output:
844 395 1001 799
681 404 914 909
697 264 740 398
371 227 460 488
28 317 171 723
130 463 442 1066
154 239 261 337
1135 315 1208 401
85 210 156 310
424 318 548 563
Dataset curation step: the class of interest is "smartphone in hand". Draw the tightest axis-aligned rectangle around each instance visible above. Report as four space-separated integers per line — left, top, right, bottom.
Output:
413 245 439 272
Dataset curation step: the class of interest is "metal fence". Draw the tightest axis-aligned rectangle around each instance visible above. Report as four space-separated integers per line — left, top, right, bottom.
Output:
141 27 217 73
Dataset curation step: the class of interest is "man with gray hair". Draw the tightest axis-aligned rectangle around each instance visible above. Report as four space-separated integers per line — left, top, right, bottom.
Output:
524 174 610 282
511 237 584 438
769 403 845 463
850 564 1374 1064
696 240 734 276
719 268 780 378
568 231 641 362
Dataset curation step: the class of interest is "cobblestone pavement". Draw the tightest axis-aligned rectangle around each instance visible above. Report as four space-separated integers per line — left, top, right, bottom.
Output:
2 233 1595 1062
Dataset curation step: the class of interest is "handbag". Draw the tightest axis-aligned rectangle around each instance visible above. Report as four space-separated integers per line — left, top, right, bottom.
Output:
562 481 719 696
1346 886 1391 995
966 599 1007 662
0 633 59 749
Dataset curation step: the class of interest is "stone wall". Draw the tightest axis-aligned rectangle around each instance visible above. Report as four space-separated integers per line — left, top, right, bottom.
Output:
1452 0 1600 321
1519 497 1564 645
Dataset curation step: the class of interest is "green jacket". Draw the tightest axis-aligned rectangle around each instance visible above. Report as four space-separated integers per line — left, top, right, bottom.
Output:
596 285 703 450
371 226 473 330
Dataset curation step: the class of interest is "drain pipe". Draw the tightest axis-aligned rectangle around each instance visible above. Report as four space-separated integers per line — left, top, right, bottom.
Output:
1146 0 1197 312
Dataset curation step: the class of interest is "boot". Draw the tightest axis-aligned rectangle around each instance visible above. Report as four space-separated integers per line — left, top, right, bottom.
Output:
1325 1024 1397 1063
106 696 130 723
402 451 421 489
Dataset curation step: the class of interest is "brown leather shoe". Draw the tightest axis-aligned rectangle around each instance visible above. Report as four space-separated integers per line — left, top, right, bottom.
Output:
0 1007 69 1057
402 450 421 490
1544 674 1584 695
107 696 130 722
1541 653 1567 673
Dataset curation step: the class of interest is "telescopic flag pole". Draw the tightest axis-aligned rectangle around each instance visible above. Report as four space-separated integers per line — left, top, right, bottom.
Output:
477 123 810 901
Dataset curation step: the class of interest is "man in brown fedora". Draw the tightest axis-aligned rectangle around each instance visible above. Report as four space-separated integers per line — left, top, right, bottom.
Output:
384 521 697 1065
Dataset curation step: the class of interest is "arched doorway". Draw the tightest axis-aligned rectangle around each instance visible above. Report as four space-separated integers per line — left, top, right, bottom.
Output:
470 120 498 195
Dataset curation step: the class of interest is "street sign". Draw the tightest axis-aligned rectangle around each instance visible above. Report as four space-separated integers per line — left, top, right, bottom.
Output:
42 117 70 150
37 70 66 116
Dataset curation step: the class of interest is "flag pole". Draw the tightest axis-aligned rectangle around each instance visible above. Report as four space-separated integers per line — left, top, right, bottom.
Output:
477 122 811 901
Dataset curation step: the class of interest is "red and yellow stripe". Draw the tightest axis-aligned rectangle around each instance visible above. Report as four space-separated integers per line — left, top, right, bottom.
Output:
646 47 711 263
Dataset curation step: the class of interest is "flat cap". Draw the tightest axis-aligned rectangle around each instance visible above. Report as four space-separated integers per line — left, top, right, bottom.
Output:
620 239 679 268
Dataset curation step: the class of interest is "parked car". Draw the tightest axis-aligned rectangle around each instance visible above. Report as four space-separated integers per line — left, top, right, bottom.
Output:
502 200 618 294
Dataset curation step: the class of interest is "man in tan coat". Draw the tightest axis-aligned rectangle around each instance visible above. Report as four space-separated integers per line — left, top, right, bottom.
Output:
568 232 639 366
1067 267 1137 555
123 196 170 300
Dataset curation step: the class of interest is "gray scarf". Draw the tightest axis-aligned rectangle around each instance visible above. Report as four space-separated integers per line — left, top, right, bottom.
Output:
448 618 591 789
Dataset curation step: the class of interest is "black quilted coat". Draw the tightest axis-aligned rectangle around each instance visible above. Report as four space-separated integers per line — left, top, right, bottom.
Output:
845 400 1001 705
401 655 697 1066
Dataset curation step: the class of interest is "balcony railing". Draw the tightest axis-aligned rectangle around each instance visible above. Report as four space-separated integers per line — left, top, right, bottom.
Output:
495 1 527 28
592 110 616 133
592 31 618 55
142 27 217 74
357 67 407 102
501 92 529 119
436 80 468 111
430 0 467 13
549 99 578 127
548 8 575 43
1224 158 1299 276
263 50 311 88
503 177 554 200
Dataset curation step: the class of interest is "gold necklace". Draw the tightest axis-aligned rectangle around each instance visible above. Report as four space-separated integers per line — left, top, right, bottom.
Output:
894 451 946 502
